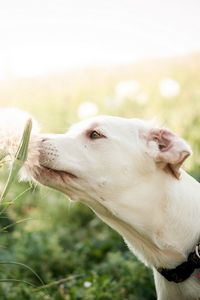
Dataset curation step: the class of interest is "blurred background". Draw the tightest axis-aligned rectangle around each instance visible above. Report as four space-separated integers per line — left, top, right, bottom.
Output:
0 0 200 299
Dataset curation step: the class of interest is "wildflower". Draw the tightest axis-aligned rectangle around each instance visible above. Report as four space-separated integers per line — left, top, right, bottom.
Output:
83 281 92 288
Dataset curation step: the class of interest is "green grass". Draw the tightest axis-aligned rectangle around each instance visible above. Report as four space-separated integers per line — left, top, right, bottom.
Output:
0 177 156 300
0 52 200 299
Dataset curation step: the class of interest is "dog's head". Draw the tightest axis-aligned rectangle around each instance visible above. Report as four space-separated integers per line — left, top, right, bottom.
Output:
30 116 191 206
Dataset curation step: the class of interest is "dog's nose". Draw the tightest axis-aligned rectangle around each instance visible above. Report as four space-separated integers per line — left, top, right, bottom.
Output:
41 138 48 143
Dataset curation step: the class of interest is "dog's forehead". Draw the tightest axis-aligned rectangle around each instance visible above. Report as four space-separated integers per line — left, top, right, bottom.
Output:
68 116 153 136
68 115 139 135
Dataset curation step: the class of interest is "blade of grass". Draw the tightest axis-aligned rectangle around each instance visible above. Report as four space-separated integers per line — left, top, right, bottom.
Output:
0 261 45 285
33 274 84 292
0 217 33 233
0 279 36 287
0 151 6 162
0 119 32 202
0 184 33 216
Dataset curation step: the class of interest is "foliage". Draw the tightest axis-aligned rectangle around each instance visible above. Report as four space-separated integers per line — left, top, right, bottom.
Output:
0 177 156 299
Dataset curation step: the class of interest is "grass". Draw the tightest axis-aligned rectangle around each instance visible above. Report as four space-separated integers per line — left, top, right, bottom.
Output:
1 118 32 202
0 180 156 300
0 52 199 299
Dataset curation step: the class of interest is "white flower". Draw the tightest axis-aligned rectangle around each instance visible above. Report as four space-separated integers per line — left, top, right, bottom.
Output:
77 102 98 119
83 281 92 288
159 78 180 98
115 80 140 99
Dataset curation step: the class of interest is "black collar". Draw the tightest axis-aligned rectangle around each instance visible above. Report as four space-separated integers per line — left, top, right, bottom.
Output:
157 242 200 283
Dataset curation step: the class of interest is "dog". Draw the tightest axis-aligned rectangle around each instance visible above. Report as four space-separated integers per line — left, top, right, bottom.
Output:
1 111 200 299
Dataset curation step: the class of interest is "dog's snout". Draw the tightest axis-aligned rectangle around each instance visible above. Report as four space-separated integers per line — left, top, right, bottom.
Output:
39 138 58 168
41 138 48 143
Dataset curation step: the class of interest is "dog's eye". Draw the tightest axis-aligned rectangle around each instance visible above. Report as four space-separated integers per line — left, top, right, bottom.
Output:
89 131 102 140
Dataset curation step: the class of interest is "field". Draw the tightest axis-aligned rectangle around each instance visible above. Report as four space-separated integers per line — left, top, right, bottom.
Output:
0 53 200 299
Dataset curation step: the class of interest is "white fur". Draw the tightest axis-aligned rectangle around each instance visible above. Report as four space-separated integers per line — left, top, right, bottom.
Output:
1 110 200 299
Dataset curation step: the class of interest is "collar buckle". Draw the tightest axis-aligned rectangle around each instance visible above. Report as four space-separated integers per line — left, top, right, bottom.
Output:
195 243 200 259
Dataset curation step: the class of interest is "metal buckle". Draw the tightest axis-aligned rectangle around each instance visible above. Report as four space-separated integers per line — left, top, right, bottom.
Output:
195 244 200 259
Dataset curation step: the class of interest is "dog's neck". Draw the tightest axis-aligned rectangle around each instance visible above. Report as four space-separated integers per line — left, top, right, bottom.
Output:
83 170 200 269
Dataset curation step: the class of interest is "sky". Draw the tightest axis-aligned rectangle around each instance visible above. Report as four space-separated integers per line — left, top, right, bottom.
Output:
0 0 200 77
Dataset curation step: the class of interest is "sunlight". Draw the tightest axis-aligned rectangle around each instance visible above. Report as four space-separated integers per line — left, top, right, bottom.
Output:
0 0 200 78
159 78 181 98
77 102 99 119
115 80 140 99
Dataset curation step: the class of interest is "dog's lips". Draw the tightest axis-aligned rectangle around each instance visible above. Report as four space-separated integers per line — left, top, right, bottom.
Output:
39 165 78 182
38 148 77 182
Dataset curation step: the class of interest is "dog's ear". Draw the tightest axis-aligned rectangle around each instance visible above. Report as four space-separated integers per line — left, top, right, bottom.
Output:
145 128 192 179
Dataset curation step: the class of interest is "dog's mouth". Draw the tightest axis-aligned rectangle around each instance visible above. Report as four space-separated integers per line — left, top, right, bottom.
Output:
38 165 78 183
35 140 78 187
37 147 78 182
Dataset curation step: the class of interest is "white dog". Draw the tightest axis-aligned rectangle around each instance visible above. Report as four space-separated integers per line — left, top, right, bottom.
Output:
1 111 200 300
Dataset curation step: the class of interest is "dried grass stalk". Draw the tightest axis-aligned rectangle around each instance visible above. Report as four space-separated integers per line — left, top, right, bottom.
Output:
0 119 32 201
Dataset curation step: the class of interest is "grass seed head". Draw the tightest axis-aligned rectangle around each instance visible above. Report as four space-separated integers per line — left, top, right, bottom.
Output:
0 119 32 202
